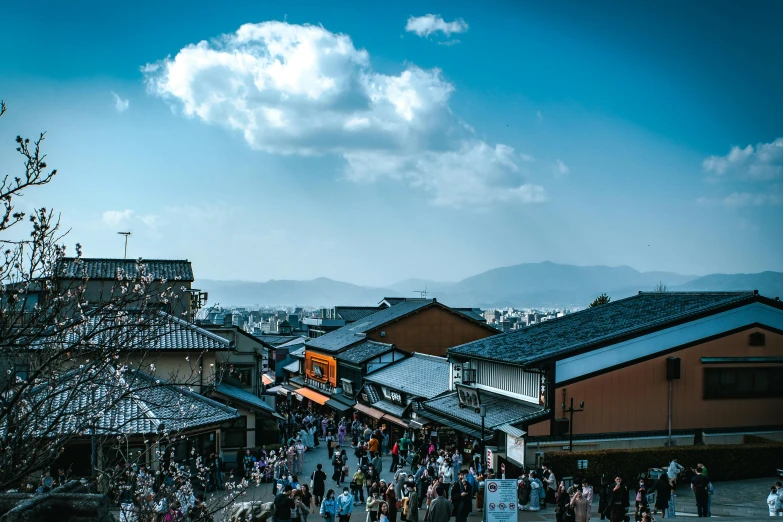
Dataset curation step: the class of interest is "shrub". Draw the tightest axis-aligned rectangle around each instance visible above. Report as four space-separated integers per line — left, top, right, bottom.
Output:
543 441 783 484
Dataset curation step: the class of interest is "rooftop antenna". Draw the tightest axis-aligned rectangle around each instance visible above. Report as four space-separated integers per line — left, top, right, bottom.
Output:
117 231 131 259
415 286 428 299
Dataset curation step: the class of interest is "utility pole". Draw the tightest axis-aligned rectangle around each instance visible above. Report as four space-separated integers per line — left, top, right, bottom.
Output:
563 398 584 452
117 231 131 259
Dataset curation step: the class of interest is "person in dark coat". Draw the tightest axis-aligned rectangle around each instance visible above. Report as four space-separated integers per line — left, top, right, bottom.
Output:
313 464 327 506
598 477 611 520
654 475 672 516
603 476 629 522
450 472 472 522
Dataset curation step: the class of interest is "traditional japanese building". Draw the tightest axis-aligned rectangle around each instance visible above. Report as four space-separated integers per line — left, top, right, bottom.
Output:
445 291 783 471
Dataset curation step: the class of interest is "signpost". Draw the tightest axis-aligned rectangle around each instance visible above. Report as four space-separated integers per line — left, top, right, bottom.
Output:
484 479 517 522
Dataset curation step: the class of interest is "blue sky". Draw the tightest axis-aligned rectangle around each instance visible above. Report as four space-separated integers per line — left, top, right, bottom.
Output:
1 0 781 285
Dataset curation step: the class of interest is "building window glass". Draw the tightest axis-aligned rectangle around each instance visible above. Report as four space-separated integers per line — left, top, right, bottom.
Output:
704 367 783 399
223 365 253 387
221 416 247 448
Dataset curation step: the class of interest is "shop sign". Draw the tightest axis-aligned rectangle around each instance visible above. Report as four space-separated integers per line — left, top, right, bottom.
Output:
506 433 525 466
484 478 517 522
486 448 493 470
455 383 481 410
389 390 404 404
341 379 353 395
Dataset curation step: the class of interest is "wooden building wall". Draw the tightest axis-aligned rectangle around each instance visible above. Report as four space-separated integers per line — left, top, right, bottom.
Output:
544 327 783 436
365 305 496 356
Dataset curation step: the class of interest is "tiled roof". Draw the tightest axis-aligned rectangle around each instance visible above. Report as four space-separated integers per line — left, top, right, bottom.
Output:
453 308 486 323
380 298 408 306
372 399 407 417
283 361 300 373
364 383 382 403
306 300 434 353
32 369 238 436
423 391 546 430
150 313 233 351
214 383 279 416
254 335 302 347
57 258 194 281
335 340 395 364
335 306 383 323
34 311 231 352
448 292 758 366
276 337 308 350
365 354 450 399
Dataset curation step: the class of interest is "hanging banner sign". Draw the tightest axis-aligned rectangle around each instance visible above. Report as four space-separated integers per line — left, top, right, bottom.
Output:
484 479 517 522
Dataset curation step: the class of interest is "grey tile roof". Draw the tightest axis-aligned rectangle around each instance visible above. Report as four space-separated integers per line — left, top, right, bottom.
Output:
453 308 486 323
35 311 231 352
32 369 238 436
365 354 450 399
371 399 407 418
150 313 233 351
364 383 382 403
380 298 408 306
448 292 757 366
215 383 279 416
335 306 383 323
423 391 546 430
57 258 194 281
306 300 434 353
254 335 302 347
335 340 394 364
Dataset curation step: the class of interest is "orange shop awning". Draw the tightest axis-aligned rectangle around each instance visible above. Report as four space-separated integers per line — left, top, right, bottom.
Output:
262 374 275 386
294 387 329 405
353 402 386 420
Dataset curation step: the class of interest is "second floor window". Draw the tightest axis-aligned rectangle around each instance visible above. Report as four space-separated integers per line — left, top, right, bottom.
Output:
223 365 253 387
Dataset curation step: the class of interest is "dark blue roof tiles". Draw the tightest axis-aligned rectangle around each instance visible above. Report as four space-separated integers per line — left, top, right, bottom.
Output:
335 340 395 364
448 292 756 366
364 353 450 399
306 299 434 352
58 258 194 281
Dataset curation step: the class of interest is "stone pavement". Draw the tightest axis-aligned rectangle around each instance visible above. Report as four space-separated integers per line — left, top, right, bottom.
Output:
215 444 776 521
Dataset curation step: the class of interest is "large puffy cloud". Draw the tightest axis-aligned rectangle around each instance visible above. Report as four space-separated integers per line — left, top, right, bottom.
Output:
143 21 542 208
405 15 469 38
702 138 783 181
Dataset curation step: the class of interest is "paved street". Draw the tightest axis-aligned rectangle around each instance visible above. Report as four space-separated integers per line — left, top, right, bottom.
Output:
213 443 776 521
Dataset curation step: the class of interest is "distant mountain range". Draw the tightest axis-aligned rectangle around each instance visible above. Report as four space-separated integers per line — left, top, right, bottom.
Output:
196 262 783 309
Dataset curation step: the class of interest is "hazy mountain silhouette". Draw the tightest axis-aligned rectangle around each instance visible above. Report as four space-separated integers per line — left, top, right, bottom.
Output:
196 262 782 308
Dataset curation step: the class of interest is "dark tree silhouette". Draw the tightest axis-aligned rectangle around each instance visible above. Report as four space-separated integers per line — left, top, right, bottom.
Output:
589 293 611 307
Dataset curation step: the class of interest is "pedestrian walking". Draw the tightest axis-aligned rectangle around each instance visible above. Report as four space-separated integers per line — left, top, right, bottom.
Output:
336 487 354 522
528 471 544 512
603 476 629 522
667 459 684 489
554 483 570 522
690 466 709 517
654 475 672 517
768 486 779 516
405 482 419 522
570 488 590 522
352 467 366 504
426 485 453 522
313 464 327 506
320 489 337 522
386 483 399 522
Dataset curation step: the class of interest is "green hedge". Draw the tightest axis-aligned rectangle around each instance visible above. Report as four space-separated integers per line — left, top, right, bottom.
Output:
544 438 783 483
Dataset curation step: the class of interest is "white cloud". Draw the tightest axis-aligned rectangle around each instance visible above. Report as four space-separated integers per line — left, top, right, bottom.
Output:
111 92 130 113
144 21 542 208
102 209 134 227
536 110 544 122
138 215 159 228
405 14 469 38
702 138 783 181
554 159 570 177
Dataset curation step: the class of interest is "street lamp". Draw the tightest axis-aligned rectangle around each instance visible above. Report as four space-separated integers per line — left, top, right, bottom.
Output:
287 393 293 441
479 405 486 472
562 398 584 452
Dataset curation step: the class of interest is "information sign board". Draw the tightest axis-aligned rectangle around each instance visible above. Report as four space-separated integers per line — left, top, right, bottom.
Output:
484 479 517 522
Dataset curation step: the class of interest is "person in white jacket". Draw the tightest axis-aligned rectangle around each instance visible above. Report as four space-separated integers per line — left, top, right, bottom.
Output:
667 459 684 488
768 486 779 516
